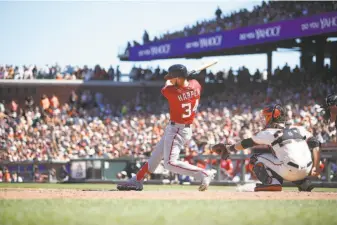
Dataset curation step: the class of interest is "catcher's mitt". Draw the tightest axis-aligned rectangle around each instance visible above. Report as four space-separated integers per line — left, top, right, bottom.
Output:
211 143 232 160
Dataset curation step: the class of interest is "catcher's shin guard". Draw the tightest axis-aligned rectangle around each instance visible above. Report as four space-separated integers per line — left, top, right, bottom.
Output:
253 162 282 192
253 162 273 185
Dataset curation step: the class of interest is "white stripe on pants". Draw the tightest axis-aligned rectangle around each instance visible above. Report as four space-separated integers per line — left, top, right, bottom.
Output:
146 123 207 180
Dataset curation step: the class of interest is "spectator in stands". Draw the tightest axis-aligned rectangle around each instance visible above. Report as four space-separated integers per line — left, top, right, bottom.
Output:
69 91 78 109
40 94 50 114
34 167 48 183
227 68 235 84
116 66 121 82
93 65 102 80
11 172 23 183
117 171 128 180
154 66 161 78
0 100 5 114
215 6 222 20
9 100 18 118
108 66 115 81
25 96 34 112
0 66 4 79
143 30 150 44
220 159 234 180
50 94 60 116
3 167 11 182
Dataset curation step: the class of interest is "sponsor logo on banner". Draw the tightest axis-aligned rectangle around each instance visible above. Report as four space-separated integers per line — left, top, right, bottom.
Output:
320 16 337 29
185 35 222 49
138 44 171 57
71 161 86 179
255 26 281 40
239 25 281 41
301 15 337 31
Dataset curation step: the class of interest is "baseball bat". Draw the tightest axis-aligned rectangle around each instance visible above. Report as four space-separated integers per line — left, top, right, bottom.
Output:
188 59 218 76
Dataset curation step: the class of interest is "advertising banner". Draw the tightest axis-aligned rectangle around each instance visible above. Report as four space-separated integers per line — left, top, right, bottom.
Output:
129 12 337 61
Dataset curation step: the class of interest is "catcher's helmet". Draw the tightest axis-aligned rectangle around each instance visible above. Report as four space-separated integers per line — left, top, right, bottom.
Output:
164 64 188 80
262 104 286 126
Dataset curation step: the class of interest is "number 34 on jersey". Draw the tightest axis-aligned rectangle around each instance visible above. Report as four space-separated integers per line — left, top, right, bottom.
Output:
182 99 199 118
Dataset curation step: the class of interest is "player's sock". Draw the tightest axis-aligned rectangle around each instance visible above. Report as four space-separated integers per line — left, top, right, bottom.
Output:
136 162 149 181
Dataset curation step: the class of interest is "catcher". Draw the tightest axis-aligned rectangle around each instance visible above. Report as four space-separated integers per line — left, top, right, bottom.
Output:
212 104 321 192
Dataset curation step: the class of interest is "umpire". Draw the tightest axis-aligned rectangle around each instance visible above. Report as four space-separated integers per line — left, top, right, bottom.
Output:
321 93 337 129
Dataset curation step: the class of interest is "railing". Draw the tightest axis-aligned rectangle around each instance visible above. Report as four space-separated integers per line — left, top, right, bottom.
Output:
0 77 146 85
0 160 68 183
1 146 336 185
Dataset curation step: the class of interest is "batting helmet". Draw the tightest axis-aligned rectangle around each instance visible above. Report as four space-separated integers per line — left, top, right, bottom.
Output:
164 64 188 80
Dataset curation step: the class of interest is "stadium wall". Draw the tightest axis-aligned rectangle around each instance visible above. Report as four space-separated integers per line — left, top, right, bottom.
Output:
1 145 336 187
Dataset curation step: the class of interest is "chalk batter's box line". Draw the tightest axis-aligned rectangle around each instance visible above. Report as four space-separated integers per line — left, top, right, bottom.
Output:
82 189 118 192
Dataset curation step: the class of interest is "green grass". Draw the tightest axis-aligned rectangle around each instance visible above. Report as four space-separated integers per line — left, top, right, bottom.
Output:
0 199 336 225
1 184 337 225
0 183 335 192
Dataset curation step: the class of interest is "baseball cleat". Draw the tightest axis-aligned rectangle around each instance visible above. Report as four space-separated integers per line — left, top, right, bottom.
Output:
199 169 216 192
254 183 282 192
293 178 314 192
117 177 143 191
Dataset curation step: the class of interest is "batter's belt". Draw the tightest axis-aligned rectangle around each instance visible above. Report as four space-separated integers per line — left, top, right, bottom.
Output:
170 121 191 127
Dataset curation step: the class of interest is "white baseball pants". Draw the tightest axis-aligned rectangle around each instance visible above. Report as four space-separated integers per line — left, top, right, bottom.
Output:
147 123 208 180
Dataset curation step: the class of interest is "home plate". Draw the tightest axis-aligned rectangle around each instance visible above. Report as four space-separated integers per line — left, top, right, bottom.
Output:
236 183 257 192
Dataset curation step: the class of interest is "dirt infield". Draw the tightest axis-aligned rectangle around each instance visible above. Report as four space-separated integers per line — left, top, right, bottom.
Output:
1 188 337 200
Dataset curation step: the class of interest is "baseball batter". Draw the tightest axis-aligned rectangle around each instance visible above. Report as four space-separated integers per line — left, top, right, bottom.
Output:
117 64 216 191
212 104 321 192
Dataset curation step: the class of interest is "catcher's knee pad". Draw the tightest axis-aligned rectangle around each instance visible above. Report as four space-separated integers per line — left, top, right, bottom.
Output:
267 168 283 185
253 162 273 185
249 154 260 165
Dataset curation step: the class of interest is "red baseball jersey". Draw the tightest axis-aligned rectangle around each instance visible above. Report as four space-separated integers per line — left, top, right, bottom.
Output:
161 79 201 124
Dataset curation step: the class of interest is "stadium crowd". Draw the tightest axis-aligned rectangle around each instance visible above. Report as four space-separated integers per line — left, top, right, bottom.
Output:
129 62 335 84
129 1 337 47
0 64 122 81
0 65 336 182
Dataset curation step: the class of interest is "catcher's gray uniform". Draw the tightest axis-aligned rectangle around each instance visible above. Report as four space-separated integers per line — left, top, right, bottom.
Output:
251 125 313 183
